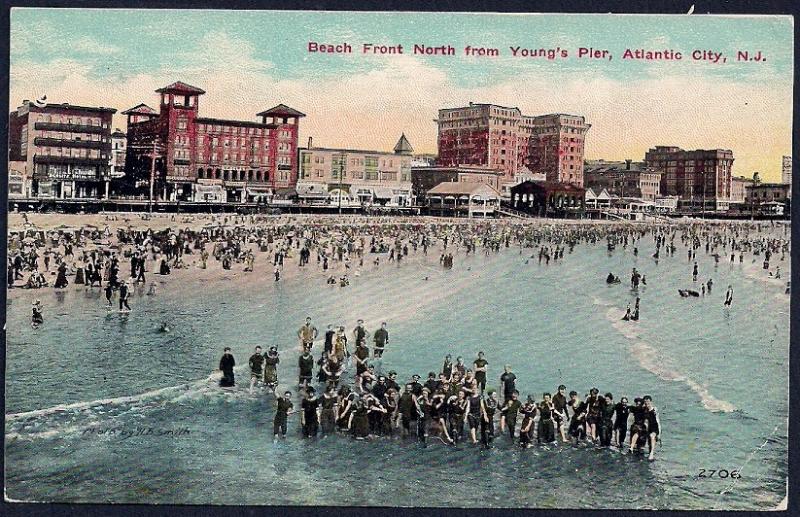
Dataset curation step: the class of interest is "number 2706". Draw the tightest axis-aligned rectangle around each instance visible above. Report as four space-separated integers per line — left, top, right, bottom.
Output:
698 469 741 479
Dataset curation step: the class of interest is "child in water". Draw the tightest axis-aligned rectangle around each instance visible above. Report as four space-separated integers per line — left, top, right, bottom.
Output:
31 299 44 327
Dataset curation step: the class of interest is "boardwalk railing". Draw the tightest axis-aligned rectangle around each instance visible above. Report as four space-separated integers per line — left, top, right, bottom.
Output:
495 207 534 219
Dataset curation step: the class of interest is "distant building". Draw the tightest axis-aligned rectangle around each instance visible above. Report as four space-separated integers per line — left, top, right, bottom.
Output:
730 176 755 205
509 180 585 217
435 103 589 186
411 165 504 204
425 182 500 218
584 159 662 202
110 129 127 178
782 155 792 198
123 81 304 203
297 134 413 207
584 187 613 209
745 183 790 205
644 146 734 211
8 100 116 199
654 196 680 212
526 114 590 187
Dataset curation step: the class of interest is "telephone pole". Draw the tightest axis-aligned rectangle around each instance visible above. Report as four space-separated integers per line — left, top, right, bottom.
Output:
148 137 161 213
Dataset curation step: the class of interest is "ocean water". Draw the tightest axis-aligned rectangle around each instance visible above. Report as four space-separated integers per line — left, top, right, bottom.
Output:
4 230 790 509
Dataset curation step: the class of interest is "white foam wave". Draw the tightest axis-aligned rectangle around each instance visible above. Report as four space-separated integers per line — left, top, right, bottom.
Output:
6 370 221 424
603 305 736 413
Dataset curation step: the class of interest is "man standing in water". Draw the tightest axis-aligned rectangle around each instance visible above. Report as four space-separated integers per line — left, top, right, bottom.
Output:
324 324 335 356
274 391 294 440
613 396 631 447
353 319 369 347
628 397 647 454
219 347 235 388
480 390 499 447
552 385 569 442
373 322 389 358
500 365 517 404
298 346 314 391
643 395 661 461
499 390 521 441
298 317 318 350
724 285 734 307
300 387 320 438
119 279 132 312
398 384 416 437
248 346 264 393
473 351 488 394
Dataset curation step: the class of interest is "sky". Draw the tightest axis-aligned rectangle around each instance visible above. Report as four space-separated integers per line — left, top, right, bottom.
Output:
9 9 794 180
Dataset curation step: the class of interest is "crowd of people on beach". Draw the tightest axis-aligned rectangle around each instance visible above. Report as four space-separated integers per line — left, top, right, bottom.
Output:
216 316 663 460
8 214 791 332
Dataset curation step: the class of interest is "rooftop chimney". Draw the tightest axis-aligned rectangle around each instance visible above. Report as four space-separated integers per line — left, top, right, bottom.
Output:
625 159 632 170
307 136 313 149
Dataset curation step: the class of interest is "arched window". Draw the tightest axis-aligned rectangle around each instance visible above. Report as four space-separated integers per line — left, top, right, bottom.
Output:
215 169 221 179
197 168 204 179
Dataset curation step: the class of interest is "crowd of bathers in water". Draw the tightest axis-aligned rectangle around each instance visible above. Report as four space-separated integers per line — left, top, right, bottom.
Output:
10 215 790 329
218 321 664 460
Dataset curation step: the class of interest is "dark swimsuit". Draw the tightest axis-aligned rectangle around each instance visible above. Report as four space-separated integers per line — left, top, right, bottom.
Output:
538 403 556 443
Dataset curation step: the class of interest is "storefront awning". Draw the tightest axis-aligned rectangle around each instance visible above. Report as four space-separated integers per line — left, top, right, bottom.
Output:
297 183 328 198
372 187 396 199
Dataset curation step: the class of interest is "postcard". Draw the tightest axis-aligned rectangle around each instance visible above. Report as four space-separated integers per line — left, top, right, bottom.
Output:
4 8 792 510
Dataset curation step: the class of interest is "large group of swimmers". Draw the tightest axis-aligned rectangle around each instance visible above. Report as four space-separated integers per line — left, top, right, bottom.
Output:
216 315 664 460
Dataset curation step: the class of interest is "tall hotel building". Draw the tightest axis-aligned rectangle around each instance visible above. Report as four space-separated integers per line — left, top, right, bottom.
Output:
8 100 116 199
644 146 734 210
123 81 304 202
435 103 590 187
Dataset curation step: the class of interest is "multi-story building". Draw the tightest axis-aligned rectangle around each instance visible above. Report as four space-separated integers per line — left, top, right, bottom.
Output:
745 183 791 205
110 129 127 179
411 164 505 203
8 100 116 199
730 176 755 205
123 81 304 202
584 159 662 202
297 134 414 206
435 103 590 186
526 114 590 186
782 155 792 198
644 146 734 211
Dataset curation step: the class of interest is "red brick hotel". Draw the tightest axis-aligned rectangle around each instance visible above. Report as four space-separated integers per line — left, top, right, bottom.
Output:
123 81 304 202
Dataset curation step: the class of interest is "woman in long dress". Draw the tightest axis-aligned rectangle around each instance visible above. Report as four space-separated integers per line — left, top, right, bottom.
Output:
54 262 69 289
